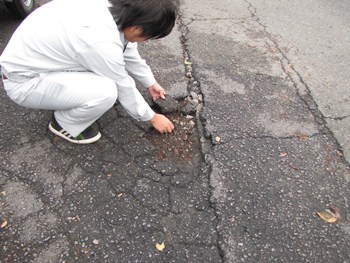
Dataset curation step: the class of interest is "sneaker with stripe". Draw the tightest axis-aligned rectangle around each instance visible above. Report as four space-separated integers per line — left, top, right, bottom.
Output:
48 115 101 144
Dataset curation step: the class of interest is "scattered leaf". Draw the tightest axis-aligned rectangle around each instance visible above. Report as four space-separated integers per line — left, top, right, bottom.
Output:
287 163 300 171
117 193 124 198
184 60 192 65
1 191 6 196
279 152 287 157
329 207 339 215
1 220 8 228
92 239 99 245
155 242 165 252
106 173 112 177
316 209 340 223
296 134 308 141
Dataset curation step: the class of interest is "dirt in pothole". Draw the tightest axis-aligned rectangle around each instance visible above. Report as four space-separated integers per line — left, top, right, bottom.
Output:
145 113 201 164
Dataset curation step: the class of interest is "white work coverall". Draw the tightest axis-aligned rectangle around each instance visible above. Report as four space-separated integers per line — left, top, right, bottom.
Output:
0 0 156 136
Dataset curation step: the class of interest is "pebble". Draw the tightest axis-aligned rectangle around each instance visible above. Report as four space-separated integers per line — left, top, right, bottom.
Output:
192 80 200 87
190 99 199 106
190 91 198 100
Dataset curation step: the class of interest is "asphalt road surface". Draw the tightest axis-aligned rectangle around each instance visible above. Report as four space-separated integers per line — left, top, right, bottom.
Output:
1 0 349 262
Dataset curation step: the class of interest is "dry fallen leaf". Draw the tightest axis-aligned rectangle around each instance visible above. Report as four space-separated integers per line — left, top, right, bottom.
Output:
297 134 308 141
316 209 340 223
287 163 300 171
1 220 8 228
106 173 112 177
279 152 287 157
155 242 165 252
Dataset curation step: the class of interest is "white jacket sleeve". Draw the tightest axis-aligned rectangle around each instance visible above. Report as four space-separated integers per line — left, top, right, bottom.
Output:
123 42 156 88
76 42 154 121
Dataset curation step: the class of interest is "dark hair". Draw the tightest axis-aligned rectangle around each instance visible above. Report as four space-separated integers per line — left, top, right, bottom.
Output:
108 0 177 39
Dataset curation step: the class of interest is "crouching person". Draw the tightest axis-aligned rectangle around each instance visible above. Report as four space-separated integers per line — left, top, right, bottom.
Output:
0 0 177 144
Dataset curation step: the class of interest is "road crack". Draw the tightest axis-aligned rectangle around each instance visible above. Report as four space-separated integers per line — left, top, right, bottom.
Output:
243 0 349 165
177 9 225 262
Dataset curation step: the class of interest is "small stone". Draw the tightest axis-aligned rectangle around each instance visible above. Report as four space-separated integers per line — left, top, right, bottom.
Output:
215 136 221 143
189 120 196 127
154 96 179 114
190 99 199 106
43 237 51 242
92 239 99 245
192 80 200 87
186 72 192 78
190 91 198 100
181 103 196 115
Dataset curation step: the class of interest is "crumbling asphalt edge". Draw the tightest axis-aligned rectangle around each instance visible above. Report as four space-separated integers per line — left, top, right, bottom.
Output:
177 10 226 262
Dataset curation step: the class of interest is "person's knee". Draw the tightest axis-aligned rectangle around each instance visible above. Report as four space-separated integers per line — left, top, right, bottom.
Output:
98 78 118 108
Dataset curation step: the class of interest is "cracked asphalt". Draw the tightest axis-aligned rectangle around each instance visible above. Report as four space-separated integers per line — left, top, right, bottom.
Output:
1 0 350 262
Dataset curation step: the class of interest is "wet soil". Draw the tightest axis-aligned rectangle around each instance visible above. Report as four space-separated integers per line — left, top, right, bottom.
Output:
145 112 200 164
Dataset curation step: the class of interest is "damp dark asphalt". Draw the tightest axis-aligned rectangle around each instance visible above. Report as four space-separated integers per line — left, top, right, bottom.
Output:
1 1 350 262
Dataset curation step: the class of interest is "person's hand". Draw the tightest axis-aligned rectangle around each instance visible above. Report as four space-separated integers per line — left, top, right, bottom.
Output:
150 113 174 134
148 83 166 101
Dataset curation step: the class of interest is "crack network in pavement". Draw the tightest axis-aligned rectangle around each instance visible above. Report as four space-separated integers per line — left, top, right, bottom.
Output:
177 9 225 262
244 0 349 165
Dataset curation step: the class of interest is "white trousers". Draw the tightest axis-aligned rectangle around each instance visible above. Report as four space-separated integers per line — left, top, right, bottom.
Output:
3 71 118 136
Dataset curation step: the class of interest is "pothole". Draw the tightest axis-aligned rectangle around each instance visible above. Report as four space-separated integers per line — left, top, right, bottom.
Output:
145 97 201 164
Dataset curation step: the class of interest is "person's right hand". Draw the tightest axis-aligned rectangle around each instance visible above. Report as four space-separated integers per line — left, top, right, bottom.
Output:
148 83 166 101
150 113 174 134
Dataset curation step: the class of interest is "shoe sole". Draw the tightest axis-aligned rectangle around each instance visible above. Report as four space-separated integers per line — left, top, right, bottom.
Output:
48 122 101 144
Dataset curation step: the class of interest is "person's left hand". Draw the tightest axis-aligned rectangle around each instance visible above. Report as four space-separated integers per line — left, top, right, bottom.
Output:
148 83 166 101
